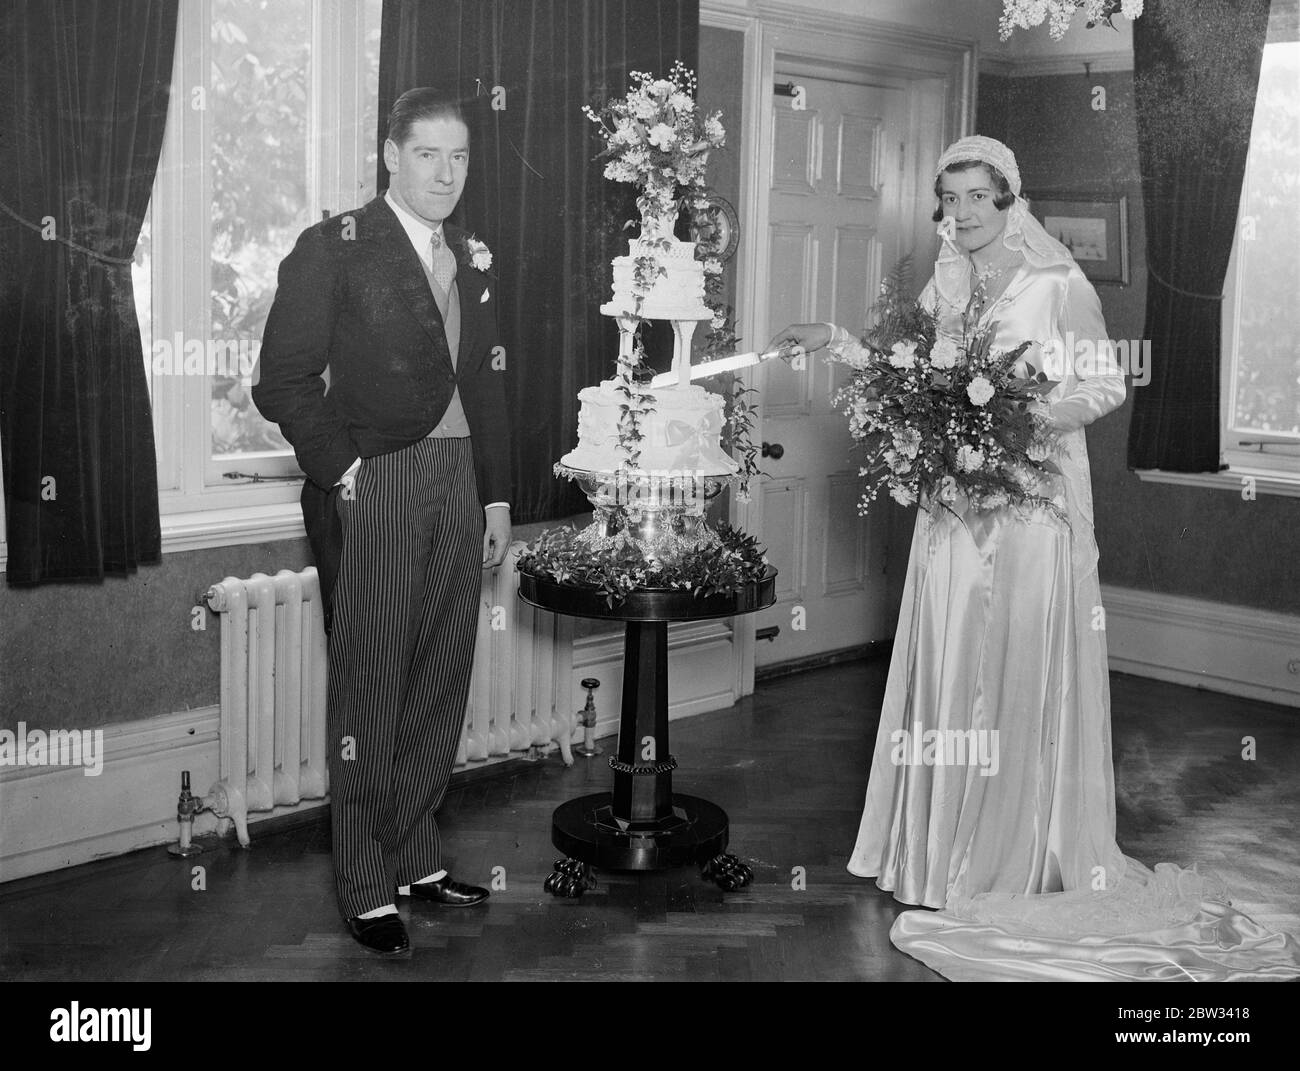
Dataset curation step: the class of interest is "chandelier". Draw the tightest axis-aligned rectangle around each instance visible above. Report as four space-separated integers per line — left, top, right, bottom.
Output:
999 0 1144 41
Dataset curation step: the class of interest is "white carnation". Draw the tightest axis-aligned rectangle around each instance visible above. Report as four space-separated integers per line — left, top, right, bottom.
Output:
888 340 918 370
647 123 676 150
966 376 994 406
930 337 960 370
956 445 985 473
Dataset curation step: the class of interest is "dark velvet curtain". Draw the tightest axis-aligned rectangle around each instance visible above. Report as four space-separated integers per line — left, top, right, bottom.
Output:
1127 0 1271 472
378 0 699 523
0 1 175 584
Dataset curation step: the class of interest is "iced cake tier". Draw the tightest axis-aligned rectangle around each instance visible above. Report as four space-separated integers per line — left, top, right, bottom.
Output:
599 237 711 321
559 379 738 477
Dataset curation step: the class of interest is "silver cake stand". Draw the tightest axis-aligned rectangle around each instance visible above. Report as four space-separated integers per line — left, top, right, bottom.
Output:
553 462 732 567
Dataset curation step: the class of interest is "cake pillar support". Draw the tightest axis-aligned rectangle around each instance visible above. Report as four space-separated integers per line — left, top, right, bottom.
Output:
670 318 699 387
615 314 641 378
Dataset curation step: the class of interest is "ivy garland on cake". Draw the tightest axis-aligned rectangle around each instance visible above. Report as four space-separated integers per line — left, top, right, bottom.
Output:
613 331 655 472
722 381 761 503
688 203 762 502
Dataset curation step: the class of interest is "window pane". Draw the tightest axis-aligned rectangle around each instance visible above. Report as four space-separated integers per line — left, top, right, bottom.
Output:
1229 42 1300 439
209 0 311 459
132 206 153 402
131 203 169 486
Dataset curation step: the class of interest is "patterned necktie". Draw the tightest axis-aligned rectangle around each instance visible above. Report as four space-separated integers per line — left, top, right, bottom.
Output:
430 229 457 293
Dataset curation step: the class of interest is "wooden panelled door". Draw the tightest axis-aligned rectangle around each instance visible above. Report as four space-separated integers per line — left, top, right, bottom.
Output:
754 70 911 669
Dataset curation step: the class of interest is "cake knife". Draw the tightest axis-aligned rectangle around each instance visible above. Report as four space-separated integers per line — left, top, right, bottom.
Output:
647 348 784 388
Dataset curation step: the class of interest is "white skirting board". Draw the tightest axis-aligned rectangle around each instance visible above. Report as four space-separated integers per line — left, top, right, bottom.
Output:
1100 584 1300 709
0 706 226 884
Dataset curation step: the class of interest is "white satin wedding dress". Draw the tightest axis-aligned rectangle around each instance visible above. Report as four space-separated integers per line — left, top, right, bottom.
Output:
829 261 1300 982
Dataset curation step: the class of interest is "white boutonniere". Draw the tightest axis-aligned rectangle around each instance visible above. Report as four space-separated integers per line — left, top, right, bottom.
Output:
466 235 492 272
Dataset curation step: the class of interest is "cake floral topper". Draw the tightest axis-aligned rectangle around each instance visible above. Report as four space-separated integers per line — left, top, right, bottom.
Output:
583 60 725 232
585 63 728 326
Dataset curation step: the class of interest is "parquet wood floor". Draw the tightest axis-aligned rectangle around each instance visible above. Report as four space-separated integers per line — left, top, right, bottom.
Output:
2 661 1296 982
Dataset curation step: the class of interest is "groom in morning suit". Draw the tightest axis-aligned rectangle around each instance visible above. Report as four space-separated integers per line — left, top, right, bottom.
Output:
254 90 512 956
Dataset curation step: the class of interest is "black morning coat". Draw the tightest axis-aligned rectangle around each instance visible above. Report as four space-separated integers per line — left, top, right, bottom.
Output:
253 195 511 509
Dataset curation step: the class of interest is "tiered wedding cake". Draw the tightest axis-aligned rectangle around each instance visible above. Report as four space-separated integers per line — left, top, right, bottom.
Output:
559 234 738 481
522 63 772 586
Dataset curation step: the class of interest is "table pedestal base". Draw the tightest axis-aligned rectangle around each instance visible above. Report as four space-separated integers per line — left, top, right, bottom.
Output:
543 791 753 898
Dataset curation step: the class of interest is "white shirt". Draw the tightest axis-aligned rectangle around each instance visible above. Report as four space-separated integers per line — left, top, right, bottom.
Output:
385 188 441 273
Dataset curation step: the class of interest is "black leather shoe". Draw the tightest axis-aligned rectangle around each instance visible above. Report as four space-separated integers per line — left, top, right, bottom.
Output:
403 875 489 907
346 914 411 956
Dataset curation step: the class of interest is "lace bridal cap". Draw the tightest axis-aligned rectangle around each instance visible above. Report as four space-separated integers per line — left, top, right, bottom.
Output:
933 135 1075 309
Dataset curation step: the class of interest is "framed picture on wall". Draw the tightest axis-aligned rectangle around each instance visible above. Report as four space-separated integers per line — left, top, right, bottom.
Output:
1023 193 1130 285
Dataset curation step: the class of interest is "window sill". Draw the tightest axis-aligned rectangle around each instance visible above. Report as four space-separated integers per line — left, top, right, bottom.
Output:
160 501 308 554
1135 466 1300 499
0 505 599 575
0 501 307 575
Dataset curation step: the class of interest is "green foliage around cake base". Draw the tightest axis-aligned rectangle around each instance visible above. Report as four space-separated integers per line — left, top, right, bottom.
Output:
518 522 770 608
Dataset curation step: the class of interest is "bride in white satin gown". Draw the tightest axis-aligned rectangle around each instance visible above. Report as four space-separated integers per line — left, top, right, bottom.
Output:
771 135 1300 982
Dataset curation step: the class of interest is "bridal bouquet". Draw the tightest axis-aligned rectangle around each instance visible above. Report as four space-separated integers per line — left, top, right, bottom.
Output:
583 62 725 227
827 262 1062 517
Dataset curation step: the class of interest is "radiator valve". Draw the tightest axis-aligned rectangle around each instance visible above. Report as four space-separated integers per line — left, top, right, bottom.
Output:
574 678 602 758
166 771 208 858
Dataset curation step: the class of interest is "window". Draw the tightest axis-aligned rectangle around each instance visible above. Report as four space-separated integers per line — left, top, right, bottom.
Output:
1219 30 1300 494
136 0 382 550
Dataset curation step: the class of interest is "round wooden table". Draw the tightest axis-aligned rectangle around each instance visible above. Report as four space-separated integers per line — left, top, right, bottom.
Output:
518 568 777 897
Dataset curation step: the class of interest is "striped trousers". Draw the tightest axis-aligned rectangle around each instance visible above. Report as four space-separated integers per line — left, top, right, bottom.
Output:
327 437 482 918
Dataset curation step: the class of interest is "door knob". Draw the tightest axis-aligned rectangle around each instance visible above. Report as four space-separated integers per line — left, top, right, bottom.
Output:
761 441 784 459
